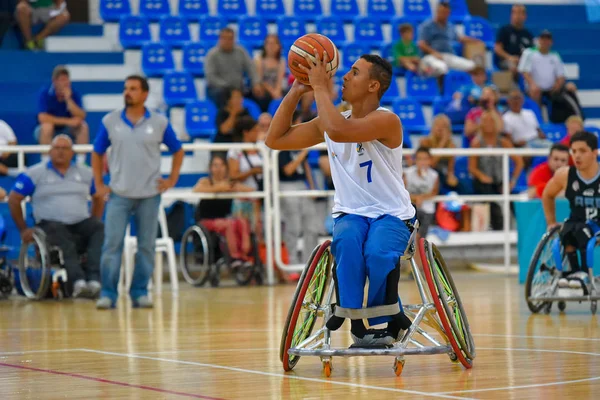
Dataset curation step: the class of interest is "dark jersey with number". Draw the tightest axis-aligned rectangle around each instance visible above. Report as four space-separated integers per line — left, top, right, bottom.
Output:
565 166 600 222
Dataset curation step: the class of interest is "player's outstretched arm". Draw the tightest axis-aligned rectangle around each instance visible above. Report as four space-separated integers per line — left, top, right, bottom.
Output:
542 165 569 228
265 81 324 150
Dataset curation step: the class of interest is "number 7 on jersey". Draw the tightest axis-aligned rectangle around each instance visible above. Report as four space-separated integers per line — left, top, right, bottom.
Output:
360 160 373 183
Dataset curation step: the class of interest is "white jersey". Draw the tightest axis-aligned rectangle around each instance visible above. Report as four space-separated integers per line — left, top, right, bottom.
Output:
324 108 415 220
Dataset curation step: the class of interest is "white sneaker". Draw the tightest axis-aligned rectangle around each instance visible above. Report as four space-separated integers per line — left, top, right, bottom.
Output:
558 278 570 288
72 279 89 298
567 271 590 288
87 281 101 299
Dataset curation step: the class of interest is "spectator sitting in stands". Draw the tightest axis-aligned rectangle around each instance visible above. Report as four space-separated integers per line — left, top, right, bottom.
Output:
560 115 584 146
193 154 254 269
469 111 524 230
393 23 420 73
8 135 105 298
256 112 272 142
494 4 534 78
0 119 19 175
213 88 250 155
36 65 87 164
404 147 440 239
503 89 551 148
527 143 569 199
464 86 504 143
15 0 70 51
420 114 463 193
205 27 264 108
445 66 487 124
417 1 479 79
518 30 583 122
254 34 286 113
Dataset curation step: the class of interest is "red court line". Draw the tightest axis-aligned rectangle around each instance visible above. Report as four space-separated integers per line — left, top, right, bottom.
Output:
0 362 225 400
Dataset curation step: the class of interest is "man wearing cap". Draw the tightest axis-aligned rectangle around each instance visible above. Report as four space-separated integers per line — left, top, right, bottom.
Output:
8 134 105 299
36 65 88 165
92 75 184 310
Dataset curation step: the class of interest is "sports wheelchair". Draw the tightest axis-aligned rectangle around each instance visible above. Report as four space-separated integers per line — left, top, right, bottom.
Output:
279 221 475 377
179 223 264 287
526 222 600 315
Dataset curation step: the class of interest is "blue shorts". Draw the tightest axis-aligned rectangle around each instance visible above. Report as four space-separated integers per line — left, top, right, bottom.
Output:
33 125 76 143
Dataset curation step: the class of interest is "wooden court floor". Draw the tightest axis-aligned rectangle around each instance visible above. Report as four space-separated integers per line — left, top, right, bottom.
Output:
0 271 599 400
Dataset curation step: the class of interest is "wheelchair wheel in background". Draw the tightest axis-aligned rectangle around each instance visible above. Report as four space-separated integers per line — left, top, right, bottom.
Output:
280 241 332 371
525 224 562 313
419 238 475 368
18 228 51 300
180 225 213 287
233 233 260 286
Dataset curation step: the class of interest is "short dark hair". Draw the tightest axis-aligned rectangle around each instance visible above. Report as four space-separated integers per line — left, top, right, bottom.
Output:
399 24 413 34
52 65 69 80
549 143 569 155
360 54 392 100
220 27 234 36
233 115 258 141
570 130 598 150
439 1 451 9
415 146 431 156
125 75 149 92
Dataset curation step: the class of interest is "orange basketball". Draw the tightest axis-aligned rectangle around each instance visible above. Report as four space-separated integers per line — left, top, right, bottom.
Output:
288 33 339 86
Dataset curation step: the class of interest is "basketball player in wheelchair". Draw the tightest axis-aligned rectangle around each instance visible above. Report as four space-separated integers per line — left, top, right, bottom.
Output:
7 135 105 299
542 130 600 291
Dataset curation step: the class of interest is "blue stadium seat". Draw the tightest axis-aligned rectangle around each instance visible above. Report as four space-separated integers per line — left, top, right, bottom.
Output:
141 42 174 77
199 15 227 46
100 0 131 22
402 0 432 22
159 16 191 47
406 72 439 104
432 96 464 132
449 0 470 23
243 98 262 119
443 70 472 97
330 0 360 22
541 123 567 142
183 42 209 76
185 100 217 139
119 15 151 49
238 16 268 49
163 71 198 107
391 16 421 42
139 0 170 21
268 98 284 116
379 42 405 76
277 16 307 49
585 125 600 137
293 0 323 21
256 0 286 21
454 156 473 194
178 0 209 20
315 16 347 46
340 42 369 69
353 16 384 47
217 0 248 21
393 98 428 133
382 78 400 105
367 0 396 22
523 97 543 124
463 16 494 48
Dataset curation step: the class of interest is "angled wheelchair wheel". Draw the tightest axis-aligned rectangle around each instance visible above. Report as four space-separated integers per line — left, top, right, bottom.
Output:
419 238 475 368
18 228 51 300
233 233 258 286
280 241 332 371
180 225 213 287
525 224 562 313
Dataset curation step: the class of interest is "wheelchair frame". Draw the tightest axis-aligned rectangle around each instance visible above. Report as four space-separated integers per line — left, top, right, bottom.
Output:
526 223 600 315
280 222 475 377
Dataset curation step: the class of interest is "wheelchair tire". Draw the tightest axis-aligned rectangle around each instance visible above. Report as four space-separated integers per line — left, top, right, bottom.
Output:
419 238 475 369
280 241 332 371
18 228 52 300
233 233 259 286
180 225 213 287
525 224 562 313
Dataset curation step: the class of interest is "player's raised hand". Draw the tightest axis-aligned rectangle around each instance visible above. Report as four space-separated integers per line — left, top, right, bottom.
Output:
299 49 331 91
290 78 313 96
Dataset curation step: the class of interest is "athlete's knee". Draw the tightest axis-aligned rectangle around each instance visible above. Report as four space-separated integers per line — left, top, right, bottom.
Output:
331 215 366 252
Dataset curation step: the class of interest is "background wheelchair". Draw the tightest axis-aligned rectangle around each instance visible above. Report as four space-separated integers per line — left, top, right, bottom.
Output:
179 223 264 287
279 222 475 377
526 222 600 314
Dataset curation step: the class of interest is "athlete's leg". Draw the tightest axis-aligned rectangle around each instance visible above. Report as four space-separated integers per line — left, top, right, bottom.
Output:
560 221 583 274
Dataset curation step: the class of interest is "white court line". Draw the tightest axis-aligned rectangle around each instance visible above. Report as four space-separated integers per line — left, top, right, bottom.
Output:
436 347 600 395
135 348 278 355
0 349 79 356
0 328 271 333
473 333 600 342
79 348 474 400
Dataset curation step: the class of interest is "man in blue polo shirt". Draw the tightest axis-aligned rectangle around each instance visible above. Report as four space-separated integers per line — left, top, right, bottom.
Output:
92 75 184 310
8 135 105 298
36 65 88 164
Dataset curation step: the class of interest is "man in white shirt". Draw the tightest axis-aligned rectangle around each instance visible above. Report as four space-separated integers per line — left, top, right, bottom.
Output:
502 90 551 148
0 119 18 175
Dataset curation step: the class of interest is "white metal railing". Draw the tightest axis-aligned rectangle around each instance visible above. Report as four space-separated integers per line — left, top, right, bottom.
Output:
0 143 550 284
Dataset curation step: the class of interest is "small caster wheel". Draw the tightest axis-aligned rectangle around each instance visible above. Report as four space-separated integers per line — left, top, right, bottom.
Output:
592 301 597 315
558 301 566 312
448 352 459 363
393 358 405 376
544 302 552 314
210 274 220 287
322 360 332 377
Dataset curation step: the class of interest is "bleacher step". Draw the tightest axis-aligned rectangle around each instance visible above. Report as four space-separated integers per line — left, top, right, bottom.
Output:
578 90 600 108
45 37 119 52
68 65 137 81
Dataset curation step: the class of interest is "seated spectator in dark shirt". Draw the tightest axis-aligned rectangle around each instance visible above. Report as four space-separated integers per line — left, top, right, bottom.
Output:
494 4 534 74
213 88 250 146
0 120 19 175
15 0 70 50
393 23 420 73
527 143 570 199
36 65 88 164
